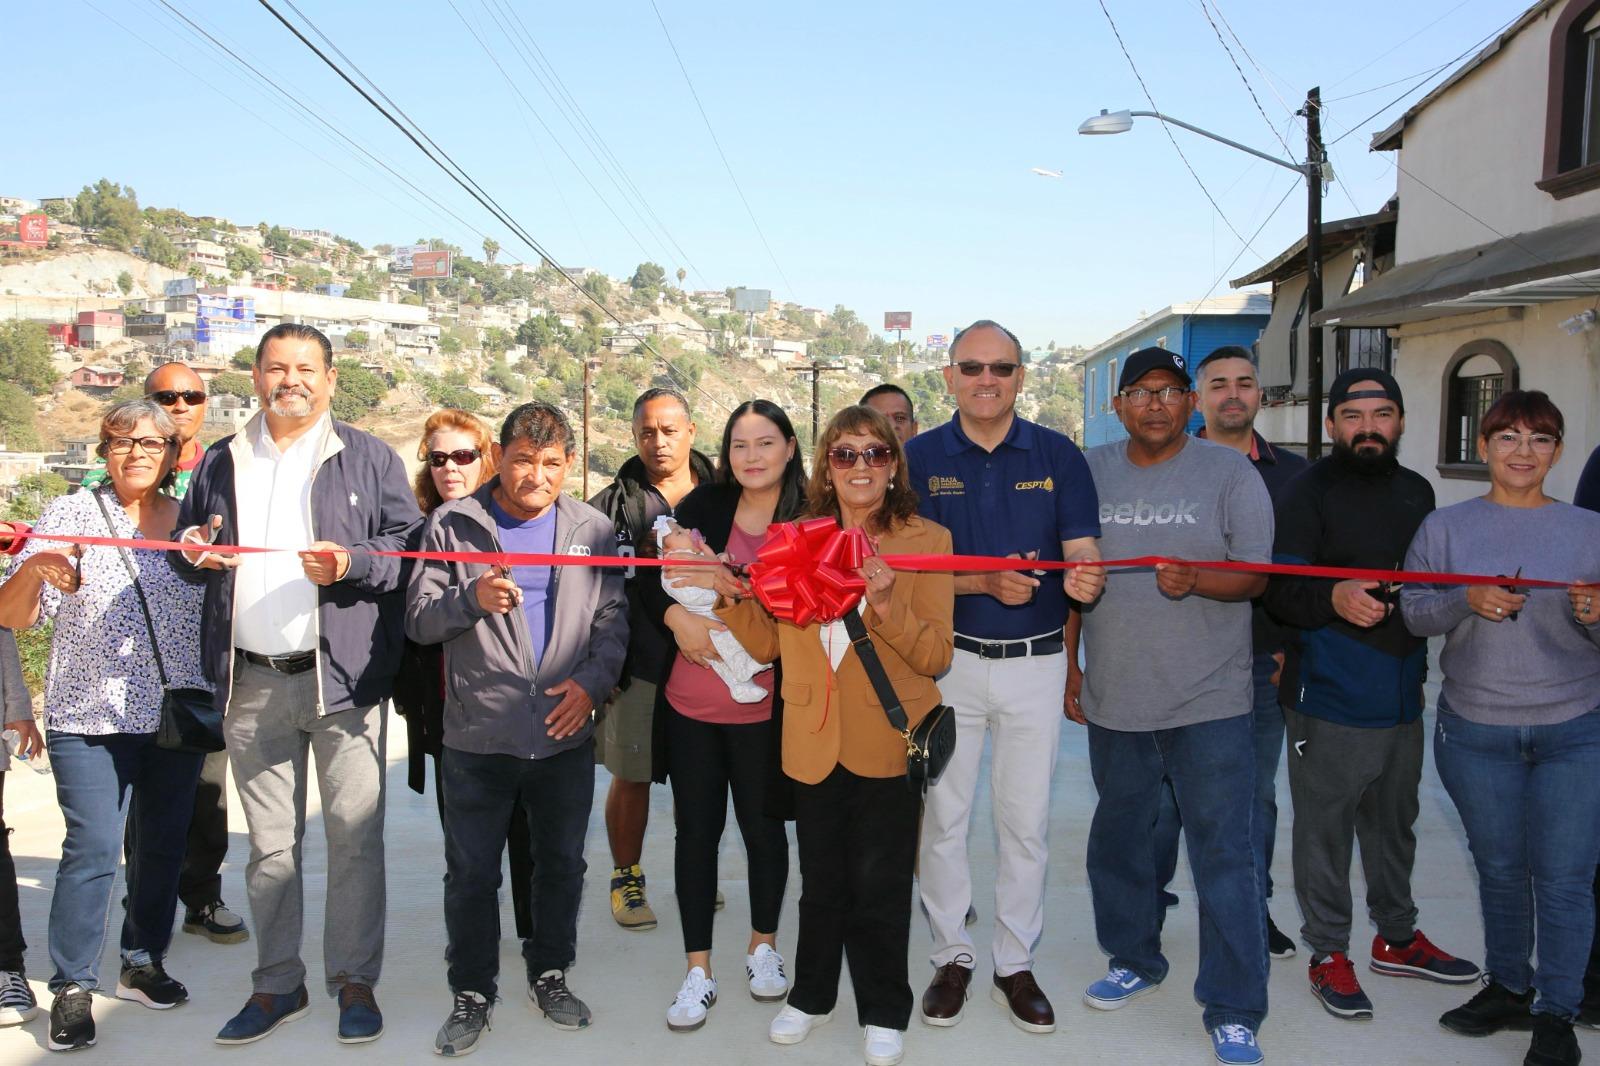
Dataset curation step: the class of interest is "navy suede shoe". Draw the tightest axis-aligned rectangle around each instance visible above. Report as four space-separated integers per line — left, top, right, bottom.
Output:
337 983 383 1044
215 986 310 1045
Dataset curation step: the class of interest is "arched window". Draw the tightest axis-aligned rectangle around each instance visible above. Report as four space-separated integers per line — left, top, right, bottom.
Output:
1538 0 1600 198
1438 339 1518 478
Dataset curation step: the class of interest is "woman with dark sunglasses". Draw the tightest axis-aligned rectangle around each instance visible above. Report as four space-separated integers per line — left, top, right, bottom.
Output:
394 409 537 943
644 398 806 1034
1401 390 1600 1066
713 405 954 1066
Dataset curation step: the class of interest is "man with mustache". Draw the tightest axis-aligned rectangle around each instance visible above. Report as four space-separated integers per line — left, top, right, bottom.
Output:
1264 368 1479 1021
173 322 421 1046
1150 347 1306 960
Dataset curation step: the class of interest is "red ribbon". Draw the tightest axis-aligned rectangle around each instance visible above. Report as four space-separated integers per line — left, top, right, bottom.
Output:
746 517 872 625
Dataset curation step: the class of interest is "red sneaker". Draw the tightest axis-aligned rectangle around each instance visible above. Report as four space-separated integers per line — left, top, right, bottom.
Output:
1369 930 1481 984
1309 953 1373 1020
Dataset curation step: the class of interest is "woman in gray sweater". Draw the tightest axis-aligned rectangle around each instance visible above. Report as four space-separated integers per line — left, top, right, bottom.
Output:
1402 390 1600 1066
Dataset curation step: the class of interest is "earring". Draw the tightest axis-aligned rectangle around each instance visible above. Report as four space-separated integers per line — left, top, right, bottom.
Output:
889 478 895 488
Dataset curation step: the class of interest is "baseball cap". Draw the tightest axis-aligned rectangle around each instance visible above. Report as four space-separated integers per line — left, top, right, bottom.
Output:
1327 367 1404 414
1118 347 1192 391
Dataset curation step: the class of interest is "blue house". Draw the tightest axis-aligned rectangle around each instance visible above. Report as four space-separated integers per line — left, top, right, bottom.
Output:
1079 293 1272 447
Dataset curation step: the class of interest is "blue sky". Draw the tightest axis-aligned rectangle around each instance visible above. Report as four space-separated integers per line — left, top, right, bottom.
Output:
8 0 1524 348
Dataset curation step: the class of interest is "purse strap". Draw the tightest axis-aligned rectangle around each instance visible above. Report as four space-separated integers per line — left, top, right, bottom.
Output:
90 488 172 689
841 607 910 736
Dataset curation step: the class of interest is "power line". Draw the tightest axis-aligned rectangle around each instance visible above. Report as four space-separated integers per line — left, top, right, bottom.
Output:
1195 0 1296 161
1196 178 1302 305
648 0 797 301
255 0 735 412
1325 0 1477 90
1095 0 1262 255
1196 0 1304 132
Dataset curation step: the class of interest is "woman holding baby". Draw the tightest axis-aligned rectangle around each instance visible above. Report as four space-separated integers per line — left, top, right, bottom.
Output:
645 398 808 1034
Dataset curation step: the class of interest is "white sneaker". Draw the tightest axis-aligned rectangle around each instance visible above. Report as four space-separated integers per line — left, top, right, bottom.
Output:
666 967 716 1032
746 944 789 1002
864 1025 905 1066
769 1004 831 1045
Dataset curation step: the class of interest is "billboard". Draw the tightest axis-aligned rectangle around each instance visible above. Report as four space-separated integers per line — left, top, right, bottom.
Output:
16 213 47 246
391 243 429 270
884 311 912 331
731 287 771 313
926 333 948 348
411 250 453 279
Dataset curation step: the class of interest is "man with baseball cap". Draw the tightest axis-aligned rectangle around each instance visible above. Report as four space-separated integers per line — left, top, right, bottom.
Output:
1263 367 1479 1021
1069 346 1274 1065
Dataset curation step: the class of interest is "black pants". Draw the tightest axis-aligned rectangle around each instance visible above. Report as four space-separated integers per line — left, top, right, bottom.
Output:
787 765 919 1030
0 773 23 972
441 742 593 997
433 753 533 941
123 746 230 911
665 706 788 953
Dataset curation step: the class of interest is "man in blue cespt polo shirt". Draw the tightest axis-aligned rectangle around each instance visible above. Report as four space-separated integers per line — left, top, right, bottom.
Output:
906 319 1104 1035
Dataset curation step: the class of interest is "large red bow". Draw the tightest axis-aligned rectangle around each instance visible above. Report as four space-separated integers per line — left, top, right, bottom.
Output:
748 518 870 625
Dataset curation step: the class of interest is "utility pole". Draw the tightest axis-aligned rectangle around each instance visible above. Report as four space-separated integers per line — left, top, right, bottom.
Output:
789 359 845 449
1302 86 1326 461
581 356 592 498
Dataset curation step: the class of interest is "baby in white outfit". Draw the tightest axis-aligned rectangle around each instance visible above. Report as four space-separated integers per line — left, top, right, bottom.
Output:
655 515 771 703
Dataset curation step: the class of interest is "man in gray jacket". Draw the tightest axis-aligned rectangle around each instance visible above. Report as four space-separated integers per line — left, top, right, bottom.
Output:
407 402 627 1057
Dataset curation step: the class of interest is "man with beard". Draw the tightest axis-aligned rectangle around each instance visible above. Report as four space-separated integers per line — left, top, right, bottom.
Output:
175 322 421 1045
1264 368 1479 1021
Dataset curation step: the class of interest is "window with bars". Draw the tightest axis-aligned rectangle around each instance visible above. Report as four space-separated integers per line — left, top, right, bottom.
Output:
1439 340 1518 475
1447 373 1503 464
1335 328 1392 374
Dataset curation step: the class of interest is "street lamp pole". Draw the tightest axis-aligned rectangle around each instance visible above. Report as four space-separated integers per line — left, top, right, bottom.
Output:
1078 95 1328 458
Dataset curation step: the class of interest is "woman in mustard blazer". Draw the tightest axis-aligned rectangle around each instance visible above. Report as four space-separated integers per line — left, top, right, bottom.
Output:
717 405 953 1066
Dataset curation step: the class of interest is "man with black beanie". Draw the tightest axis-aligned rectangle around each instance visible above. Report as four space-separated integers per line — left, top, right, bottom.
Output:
1264 368 1480 1022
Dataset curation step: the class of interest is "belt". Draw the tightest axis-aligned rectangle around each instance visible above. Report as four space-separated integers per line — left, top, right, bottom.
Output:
236 648 317 675
953 635 1065 660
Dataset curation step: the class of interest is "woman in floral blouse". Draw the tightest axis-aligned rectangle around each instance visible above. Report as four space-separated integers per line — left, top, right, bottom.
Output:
0 398 208 1052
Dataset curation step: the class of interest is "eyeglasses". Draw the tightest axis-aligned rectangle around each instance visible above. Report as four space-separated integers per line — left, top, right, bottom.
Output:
1487 431 1560 455
149 389 207 407
827 444 895 470
106 436 175 456
954 360 1020 378
428 448 482 468
1120 385 1189 407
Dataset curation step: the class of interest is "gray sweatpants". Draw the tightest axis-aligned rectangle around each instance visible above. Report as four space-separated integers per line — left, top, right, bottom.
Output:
224 656 387 997
1284 706 1422 956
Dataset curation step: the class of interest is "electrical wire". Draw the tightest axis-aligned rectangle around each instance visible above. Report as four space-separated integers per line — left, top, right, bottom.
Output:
1196 0 1297 161
1325 0 1477 90
1196 178 1302 305
648 0 797 301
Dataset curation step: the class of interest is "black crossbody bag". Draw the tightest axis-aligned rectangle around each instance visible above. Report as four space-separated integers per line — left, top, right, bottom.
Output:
93 491 224 754
841 609 955 792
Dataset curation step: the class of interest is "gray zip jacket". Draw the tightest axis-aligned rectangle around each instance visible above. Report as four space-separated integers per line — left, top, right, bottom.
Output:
405 481 627 760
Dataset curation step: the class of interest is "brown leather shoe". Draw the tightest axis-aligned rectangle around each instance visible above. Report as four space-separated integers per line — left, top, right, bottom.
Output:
920 954 975 1026
991 970 1056 1034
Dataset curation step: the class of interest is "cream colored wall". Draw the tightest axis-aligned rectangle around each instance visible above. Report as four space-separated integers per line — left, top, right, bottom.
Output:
1253 247 1361 396
1391 299 1600 504
1394 6 1600 263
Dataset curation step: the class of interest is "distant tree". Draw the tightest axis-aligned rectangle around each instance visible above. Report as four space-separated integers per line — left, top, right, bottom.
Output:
141 227 182 269
0 383 42 451
676 267 687 286
330 359 386 422
4 471 69 522
482 327 514 360
345 272 379 301
344 330 369 350
122 357 149 381
116 271 134 295
264 226 292 254
73 179 142 250
42 200 72 221
289 238 314 257
372 243 395 256
231 346 256 369
535 265 561 286
209 371 255 399
484 359 523 397
630 262 665 291
439 333 463 356
0 321 59 395
225 245 262 275
482 237 500 265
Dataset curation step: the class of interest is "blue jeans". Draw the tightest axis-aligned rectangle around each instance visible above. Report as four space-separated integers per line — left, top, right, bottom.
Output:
1088 714 1267 1031
1154 654 1282 906
441 741 594 998
46 731 202 992
1434 701 1600 1018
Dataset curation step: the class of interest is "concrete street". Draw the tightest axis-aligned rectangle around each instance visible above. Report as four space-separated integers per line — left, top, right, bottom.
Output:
1 667 1582 1065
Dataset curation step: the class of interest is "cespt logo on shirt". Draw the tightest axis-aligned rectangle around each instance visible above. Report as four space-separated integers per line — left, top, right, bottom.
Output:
1099 498 1199 525
1014 476 1054 492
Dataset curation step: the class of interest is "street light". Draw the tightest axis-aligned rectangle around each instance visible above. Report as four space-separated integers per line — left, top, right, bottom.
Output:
1078 92 1330 459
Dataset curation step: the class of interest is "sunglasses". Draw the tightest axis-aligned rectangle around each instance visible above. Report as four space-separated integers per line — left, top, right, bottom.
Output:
954 360 1020 378
827 444 895 470
149 389 207 407
428 448 482 468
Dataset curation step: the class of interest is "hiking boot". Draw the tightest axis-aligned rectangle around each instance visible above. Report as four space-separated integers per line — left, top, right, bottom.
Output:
530 969 591 1030
1526 1012 1581 1066
1309 953 1373 1020
1440 978 1535 1037
920 954 973 1026
1369 930 1480 984
183 899 249 945
337 981 383 1043
216 986 310 1044
1267 918 1296 960
435 990 492 1056
0 970 38 1026
115 959 188 1009
666 967 716 1032
610 865 657 931
47 984 95 1052
746 944 788 1001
